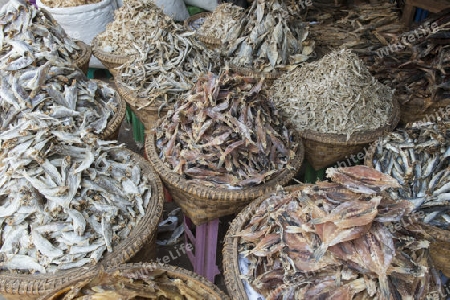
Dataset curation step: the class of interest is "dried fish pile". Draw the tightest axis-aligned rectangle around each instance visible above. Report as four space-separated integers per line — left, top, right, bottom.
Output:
369 122 450 229
46 267 223 299
0 1 119 134
225 0 314 72
0 0 83 66
236 166 442 299
270 49 394 138
195 3 244 43
40 0 102 8
0 117 151 273
95 0 174 56
369 11 450 108
154 71 298 188
307 2 405 60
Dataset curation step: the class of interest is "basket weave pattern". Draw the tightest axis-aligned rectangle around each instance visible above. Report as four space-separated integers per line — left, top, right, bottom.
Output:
74 41 91 74
91 37 134 76
145 130 304 226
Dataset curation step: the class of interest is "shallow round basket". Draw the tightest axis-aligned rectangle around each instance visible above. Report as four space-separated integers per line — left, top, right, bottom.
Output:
39 263 230 300
222 184 307 299
0 149 164 300
301 98 400 170
399 97 450 125
73 41 91 74
96 83 127 141
115 77 171 131
145 128 304 226
91 37 134 76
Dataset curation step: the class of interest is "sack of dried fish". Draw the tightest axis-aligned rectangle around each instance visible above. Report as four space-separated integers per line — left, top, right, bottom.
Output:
223 165 443 300
270 48 399 170
224 0 315 73
365 121 450 230
145 70 304 225
368 10 450 124
40 263 230 300
195 3 245 48
0 0 91 72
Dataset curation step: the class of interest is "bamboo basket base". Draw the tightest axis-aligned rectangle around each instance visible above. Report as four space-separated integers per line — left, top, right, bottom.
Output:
303 139 367 170
400 98 450 125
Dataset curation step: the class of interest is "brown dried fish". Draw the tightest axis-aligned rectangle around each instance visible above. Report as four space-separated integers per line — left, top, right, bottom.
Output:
153 70 298 188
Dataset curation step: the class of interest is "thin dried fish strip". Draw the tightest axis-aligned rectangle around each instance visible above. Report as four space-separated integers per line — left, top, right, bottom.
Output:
271 48 394 139
154 70 298 188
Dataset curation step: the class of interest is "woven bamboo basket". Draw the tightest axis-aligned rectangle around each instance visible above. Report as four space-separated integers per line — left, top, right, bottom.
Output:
144 128 304 226
96 81 127 141
301 98 400 170
91 36 134 76
39 263 230 300
114 77 170 131
222 184 307 299
184 12 211 31
230 64 281 88
73 41 91 74
0 149 164 300
399 97 450 125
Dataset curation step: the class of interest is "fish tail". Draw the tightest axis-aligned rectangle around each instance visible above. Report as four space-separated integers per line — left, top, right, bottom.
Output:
313 243 327 261
379 275 391 300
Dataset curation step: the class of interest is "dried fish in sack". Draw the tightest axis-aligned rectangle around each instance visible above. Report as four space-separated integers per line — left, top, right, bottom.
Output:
233 166 440 299
224 0 315 73
195 3 245 45
270 48 395 139
40 0 102 8
368 121 450 229
0 0 82 67
0 121 153 274
153 70 298 189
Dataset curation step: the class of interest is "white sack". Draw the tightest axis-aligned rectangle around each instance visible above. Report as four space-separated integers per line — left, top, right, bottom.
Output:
153 0 189 21
183 0 217 12
36 0 117 68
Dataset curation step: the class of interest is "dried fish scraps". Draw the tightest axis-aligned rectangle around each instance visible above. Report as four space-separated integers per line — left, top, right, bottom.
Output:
46 266 225 299
195 4 245 45
270 48 395 139
0 0 82 66
40 0 102 8
0 125 152 274
95 0 175 56
368 121 450 229
153 70 299 188
224 0 314 72
234 166 441 299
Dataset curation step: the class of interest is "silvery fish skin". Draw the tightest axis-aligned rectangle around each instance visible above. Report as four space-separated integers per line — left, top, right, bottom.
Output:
369 121 450 229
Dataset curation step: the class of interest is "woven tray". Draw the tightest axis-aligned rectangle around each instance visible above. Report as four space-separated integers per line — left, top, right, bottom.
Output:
39 263 230 300
73 41 91 74
144 129 304 226
222 184 308 299
96 80 127 141
0 149 164 299
399 97 450 125
114 77 170 131
301 98 400 170
91 36 134 76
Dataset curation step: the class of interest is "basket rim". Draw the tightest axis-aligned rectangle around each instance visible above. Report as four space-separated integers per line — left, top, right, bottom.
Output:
0 149 164 296
299 97 401 145
74 40 91 70
229 64 281 79
95 80 127 140
144 124 305 202
91 36 134 65
40 263 230 300
222 184 310 298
